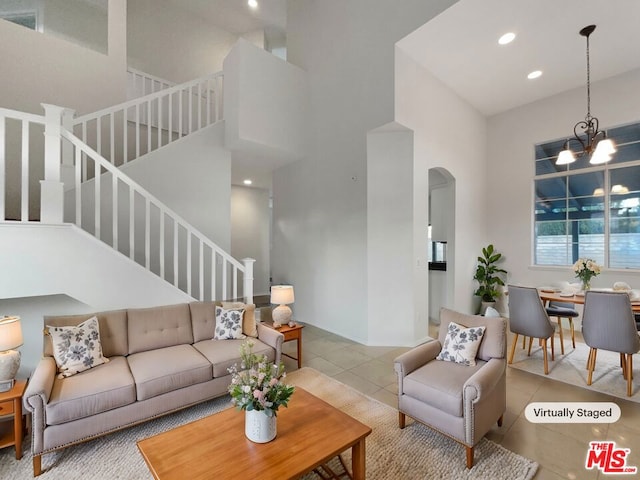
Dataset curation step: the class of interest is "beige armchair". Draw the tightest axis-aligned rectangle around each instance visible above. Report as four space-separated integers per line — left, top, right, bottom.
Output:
394 308 507 469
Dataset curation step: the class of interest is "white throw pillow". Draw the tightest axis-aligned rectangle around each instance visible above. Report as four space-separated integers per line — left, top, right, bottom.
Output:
221 302 258 338
484 306 501 317
436 322 486 366
47 316 109 379
214 306 246 340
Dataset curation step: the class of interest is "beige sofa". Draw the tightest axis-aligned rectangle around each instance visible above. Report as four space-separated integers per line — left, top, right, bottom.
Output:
23 302 283 477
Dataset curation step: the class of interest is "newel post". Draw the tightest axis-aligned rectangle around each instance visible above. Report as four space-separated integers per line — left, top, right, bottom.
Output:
242 258 256 305
61 108 76 189
40 104 66 223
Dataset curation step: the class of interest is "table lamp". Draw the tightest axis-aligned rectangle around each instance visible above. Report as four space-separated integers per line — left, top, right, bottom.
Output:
271 285 295 327
0 316 23 392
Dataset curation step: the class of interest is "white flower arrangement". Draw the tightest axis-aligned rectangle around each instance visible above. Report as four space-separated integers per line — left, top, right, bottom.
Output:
572 258 601 287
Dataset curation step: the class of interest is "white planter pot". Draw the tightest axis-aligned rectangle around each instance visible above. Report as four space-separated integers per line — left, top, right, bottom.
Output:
245 409 277 443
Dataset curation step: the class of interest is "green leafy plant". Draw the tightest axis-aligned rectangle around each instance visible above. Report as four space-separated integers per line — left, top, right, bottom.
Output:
473 244 507 302
227 340 295 417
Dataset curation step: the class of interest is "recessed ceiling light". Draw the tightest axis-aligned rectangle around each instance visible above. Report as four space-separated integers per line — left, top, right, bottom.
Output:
243 179 253 185
527 70 542 80
498 32 516 45
248 0 258 8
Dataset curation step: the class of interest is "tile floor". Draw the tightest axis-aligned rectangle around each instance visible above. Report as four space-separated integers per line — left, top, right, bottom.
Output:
279 322 640 480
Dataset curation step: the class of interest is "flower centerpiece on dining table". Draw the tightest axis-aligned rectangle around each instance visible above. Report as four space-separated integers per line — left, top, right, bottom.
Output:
573 258 601 291
228 340 295 443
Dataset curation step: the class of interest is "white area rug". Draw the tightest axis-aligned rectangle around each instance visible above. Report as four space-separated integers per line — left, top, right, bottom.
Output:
0 368 538 479
508 338 639 402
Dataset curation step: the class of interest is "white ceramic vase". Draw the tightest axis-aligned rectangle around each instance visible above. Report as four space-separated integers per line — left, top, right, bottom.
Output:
245 409 277 443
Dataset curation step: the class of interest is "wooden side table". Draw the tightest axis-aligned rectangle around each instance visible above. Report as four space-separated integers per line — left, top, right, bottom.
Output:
0 379 27 459
264 321 304 369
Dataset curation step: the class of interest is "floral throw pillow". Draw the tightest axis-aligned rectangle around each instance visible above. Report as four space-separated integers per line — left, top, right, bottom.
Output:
47 316 109 379
436 322 486 366
214 306 246 340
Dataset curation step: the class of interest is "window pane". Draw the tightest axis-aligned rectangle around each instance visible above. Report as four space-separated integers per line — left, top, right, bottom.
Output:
535 221 571 265
534 123 640 270
609 165 640 268
535 177 566 201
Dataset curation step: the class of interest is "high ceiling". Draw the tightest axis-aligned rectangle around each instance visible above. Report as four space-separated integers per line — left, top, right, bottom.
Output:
398 0 640 116
171 0 640 188
167 0 286 35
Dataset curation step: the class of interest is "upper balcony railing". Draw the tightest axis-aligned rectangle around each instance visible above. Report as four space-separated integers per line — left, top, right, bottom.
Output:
72 72 223 175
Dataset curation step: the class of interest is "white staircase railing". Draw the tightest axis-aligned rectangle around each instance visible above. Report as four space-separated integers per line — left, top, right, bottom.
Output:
0 104 252 303
127 68 175 100
0 108 46 222
72 72 223 173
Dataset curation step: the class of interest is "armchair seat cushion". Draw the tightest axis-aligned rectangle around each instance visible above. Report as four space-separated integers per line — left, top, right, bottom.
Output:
403 359 486 417
46 356 136 425
127 344 212 401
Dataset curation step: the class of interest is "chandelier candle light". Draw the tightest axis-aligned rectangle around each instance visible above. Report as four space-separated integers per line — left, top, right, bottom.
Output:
270 285 295 327
556 25 616 166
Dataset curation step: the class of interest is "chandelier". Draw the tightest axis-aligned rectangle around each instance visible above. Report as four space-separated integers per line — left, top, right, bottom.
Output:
556 25 616 166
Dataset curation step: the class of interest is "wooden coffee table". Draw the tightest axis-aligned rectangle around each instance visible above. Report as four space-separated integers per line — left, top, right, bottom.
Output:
137 387 372 480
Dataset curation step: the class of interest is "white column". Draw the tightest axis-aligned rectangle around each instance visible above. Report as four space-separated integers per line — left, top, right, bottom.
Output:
242 257 256 304
40 104 66 224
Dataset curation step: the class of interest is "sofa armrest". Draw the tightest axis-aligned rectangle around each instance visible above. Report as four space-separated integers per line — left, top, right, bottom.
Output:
23 356 57 456
463 358 505 404
393 340 441 378
256 323 284 365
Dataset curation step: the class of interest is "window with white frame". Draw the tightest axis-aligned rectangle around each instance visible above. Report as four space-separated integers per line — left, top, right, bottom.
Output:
534 122 640 269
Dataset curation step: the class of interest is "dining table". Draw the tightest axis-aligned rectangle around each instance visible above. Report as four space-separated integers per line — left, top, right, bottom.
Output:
539 289 640 313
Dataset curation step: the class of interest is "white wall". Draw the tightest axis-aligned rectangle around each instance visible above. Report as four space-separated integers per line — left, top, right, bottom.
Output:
224 38 309 165
275 0 458 343
127 0 238 83
0 223 192 307
120 122 232 251
44 0 108 54
231 186 271 296
487 68 640 303
367 124 421 345
395 46 488 319
0 0 126 115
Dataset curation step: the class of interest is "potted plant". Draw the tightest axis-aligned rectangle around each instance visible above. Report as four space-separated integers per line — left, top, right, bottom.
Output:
473 244 507 314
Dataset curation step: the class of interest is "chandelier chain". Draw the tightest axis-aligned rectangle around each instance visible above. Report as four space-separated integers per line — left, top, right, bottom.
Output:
585 32 591 121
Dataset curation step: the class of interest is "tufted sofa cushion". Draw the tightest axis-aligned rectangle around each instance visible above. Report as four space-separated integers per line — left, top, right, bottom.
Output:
127 303 193 354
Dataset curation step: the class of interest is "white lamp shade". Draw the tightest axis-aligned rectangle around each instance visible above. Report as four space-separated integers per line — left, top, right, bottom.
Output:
0 316 23 351
556 149 576 165
595 138 616 156
271 285 294 305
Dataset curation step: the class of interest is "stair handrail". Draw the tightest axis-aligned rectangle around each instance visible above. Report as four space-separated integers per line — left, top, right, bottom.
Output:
127 67 176 99
72 71 224 170
60 126 253 303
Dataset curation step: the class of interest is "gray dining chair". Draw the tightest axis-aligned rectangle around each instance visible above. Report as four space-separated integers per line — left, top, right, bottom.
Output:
507 285 556 374
546 301 579 353
582 291 640 396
